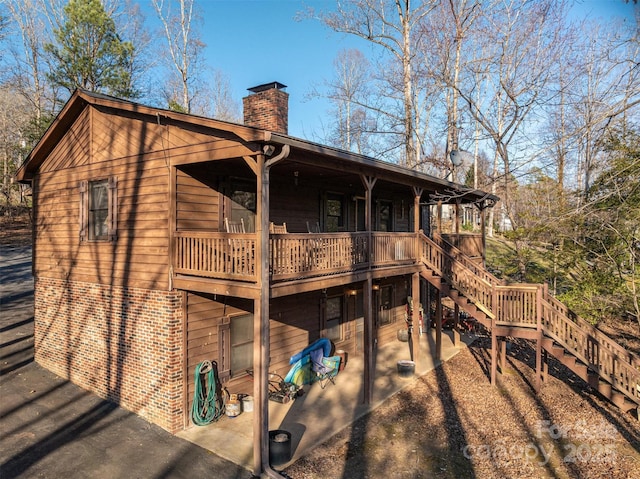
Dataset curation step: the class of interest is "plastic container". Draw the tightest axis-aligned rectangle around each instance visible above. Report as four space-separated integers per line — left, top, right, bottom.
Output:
397 329 409 342
242 395 254 412
269 429 292 466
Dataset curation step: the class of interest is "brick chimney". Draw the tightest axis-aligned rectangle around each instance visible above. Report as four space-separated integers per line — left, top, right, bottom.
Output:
242 82 288 134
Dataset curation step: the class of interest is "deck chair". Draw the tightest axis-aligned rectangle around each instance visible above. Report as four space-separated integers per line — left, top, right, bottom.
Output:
309 347 340 389
306 221 321 233
269 222 287 234
224 217 245 233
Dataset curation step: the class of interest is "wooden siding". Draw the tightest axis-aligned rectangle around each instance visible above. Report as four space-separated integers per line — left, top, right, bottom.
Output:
176 168 221 231
40 107 91 173
91 106 233 163
269 177 321 233
376 279 410 346
33 109 172 291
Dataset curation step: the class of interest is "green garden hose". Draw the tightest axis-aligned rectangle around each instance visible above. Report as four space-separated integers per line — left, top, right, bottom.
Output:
190 360 225 425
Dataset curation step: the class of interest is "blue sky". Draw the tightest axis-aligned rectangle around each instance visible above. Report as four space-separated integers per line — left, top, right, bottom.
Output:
175 0 638 140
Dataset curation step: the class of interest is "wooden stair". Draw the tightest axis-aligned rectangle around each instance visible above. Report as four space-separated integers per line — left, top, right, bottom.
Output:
418 232 640 418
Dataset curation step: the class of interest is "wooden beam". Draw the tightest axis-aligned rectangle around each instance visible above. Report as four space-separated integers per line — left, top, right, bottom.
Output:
535 331 543 392
169 141 261 166
242 155 259 176
172 276 261 299
255 152 268 477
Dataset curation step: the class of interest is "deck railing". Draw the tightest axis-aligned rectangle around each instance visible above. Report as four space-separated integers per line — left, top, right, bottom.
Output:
270 232 369 280
174 230 421 282
174 231 257 281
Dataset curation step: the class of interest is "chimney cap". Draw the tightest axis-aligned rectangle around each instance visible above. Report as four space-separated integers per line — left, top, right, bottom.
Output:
247 81 287 94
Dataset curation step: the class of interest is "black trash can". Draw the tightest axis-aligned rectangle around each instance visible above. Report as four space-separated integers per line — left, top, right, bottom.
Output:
269 429 292 466
397 360 415 378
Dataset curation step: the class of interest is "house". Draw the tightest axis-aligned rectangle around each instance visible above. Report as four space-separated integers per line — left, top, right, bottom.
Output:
16 82 639 477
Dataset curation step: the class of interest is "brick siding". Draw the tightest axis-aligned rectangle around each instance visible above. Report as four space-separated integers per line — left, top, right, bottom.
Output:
34 277 184 433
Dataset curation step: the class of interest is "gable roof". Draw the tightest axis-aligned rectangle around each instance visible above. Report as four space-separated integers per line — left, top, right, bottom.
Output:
17 89 498 207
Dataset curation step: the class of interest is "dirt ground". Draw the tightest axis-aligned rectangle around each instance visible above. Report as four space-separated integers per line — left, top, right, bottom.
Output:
0 210 31 245
283 337 640 479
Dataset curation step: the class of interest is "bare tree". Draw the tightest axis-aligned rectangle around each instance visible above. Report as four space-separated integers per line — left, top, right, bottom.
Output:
5 0 52 123
151 0 205 114
450 0 570 235
0 85 32 206
320 0 437 168
205 69 240 122
320 48 373 153
416 0 481 179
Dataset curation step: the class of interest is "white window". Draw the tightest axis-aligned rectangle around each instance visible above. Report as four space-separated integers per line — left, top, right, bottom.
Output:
80 177 117 242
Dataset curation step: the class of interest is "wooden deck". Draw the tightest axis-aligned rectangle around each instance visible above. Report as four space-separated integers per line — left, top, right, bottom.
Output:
173 231 417 282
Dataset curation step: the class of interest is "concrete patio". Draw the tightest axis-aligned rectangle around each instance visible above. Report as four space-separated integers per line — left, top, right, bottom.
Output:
177 328 475 472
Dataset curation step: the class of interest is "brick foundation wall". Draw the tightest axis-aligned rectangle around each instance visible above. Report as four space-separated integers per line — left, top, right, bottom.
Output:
34 277 184 433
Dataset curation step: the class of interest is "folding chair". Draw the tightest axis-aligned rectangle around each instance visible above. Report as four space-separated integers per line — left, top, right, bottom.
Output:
310 348 340 389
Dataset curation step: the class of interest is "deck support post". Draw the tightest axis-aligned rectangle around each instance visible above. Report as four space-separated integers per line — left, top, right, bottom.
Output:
498 338 506 372
361 175 377 405
363 276 374 404
435 292 442 362
535 332 543 392
411 272 420 369
254 146 289 479
453 303 460 348
411 188 423 369
491 329 498 386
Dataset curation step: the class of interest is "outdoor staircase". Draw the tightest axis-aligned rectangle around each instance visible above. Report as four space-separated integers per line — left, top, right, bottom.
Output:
418 232 640 418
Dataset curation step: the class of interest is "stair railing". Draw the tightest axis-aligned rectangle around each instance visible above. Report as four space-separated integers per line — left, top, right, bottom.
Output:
419 232 640 406
420 232 495 319
432 233 506 288
540 285 640 404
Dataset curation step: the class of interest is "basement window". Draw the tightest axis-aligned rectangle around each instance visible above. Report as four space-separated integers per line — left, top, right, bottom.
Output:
80 177 118 242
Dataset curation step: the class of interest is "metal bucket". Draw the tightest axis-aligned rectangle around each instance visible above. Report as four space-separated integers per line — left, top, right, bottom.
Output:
226 399 241 417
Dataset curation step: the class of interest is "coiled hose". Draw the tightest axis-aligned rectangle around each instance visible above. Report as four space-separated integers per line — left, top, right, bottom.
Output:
191 360 225 425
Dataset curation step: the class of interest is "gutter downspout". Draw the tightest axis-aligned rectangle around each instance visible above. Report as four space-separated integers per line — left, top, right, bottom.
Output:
254 144 290 479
